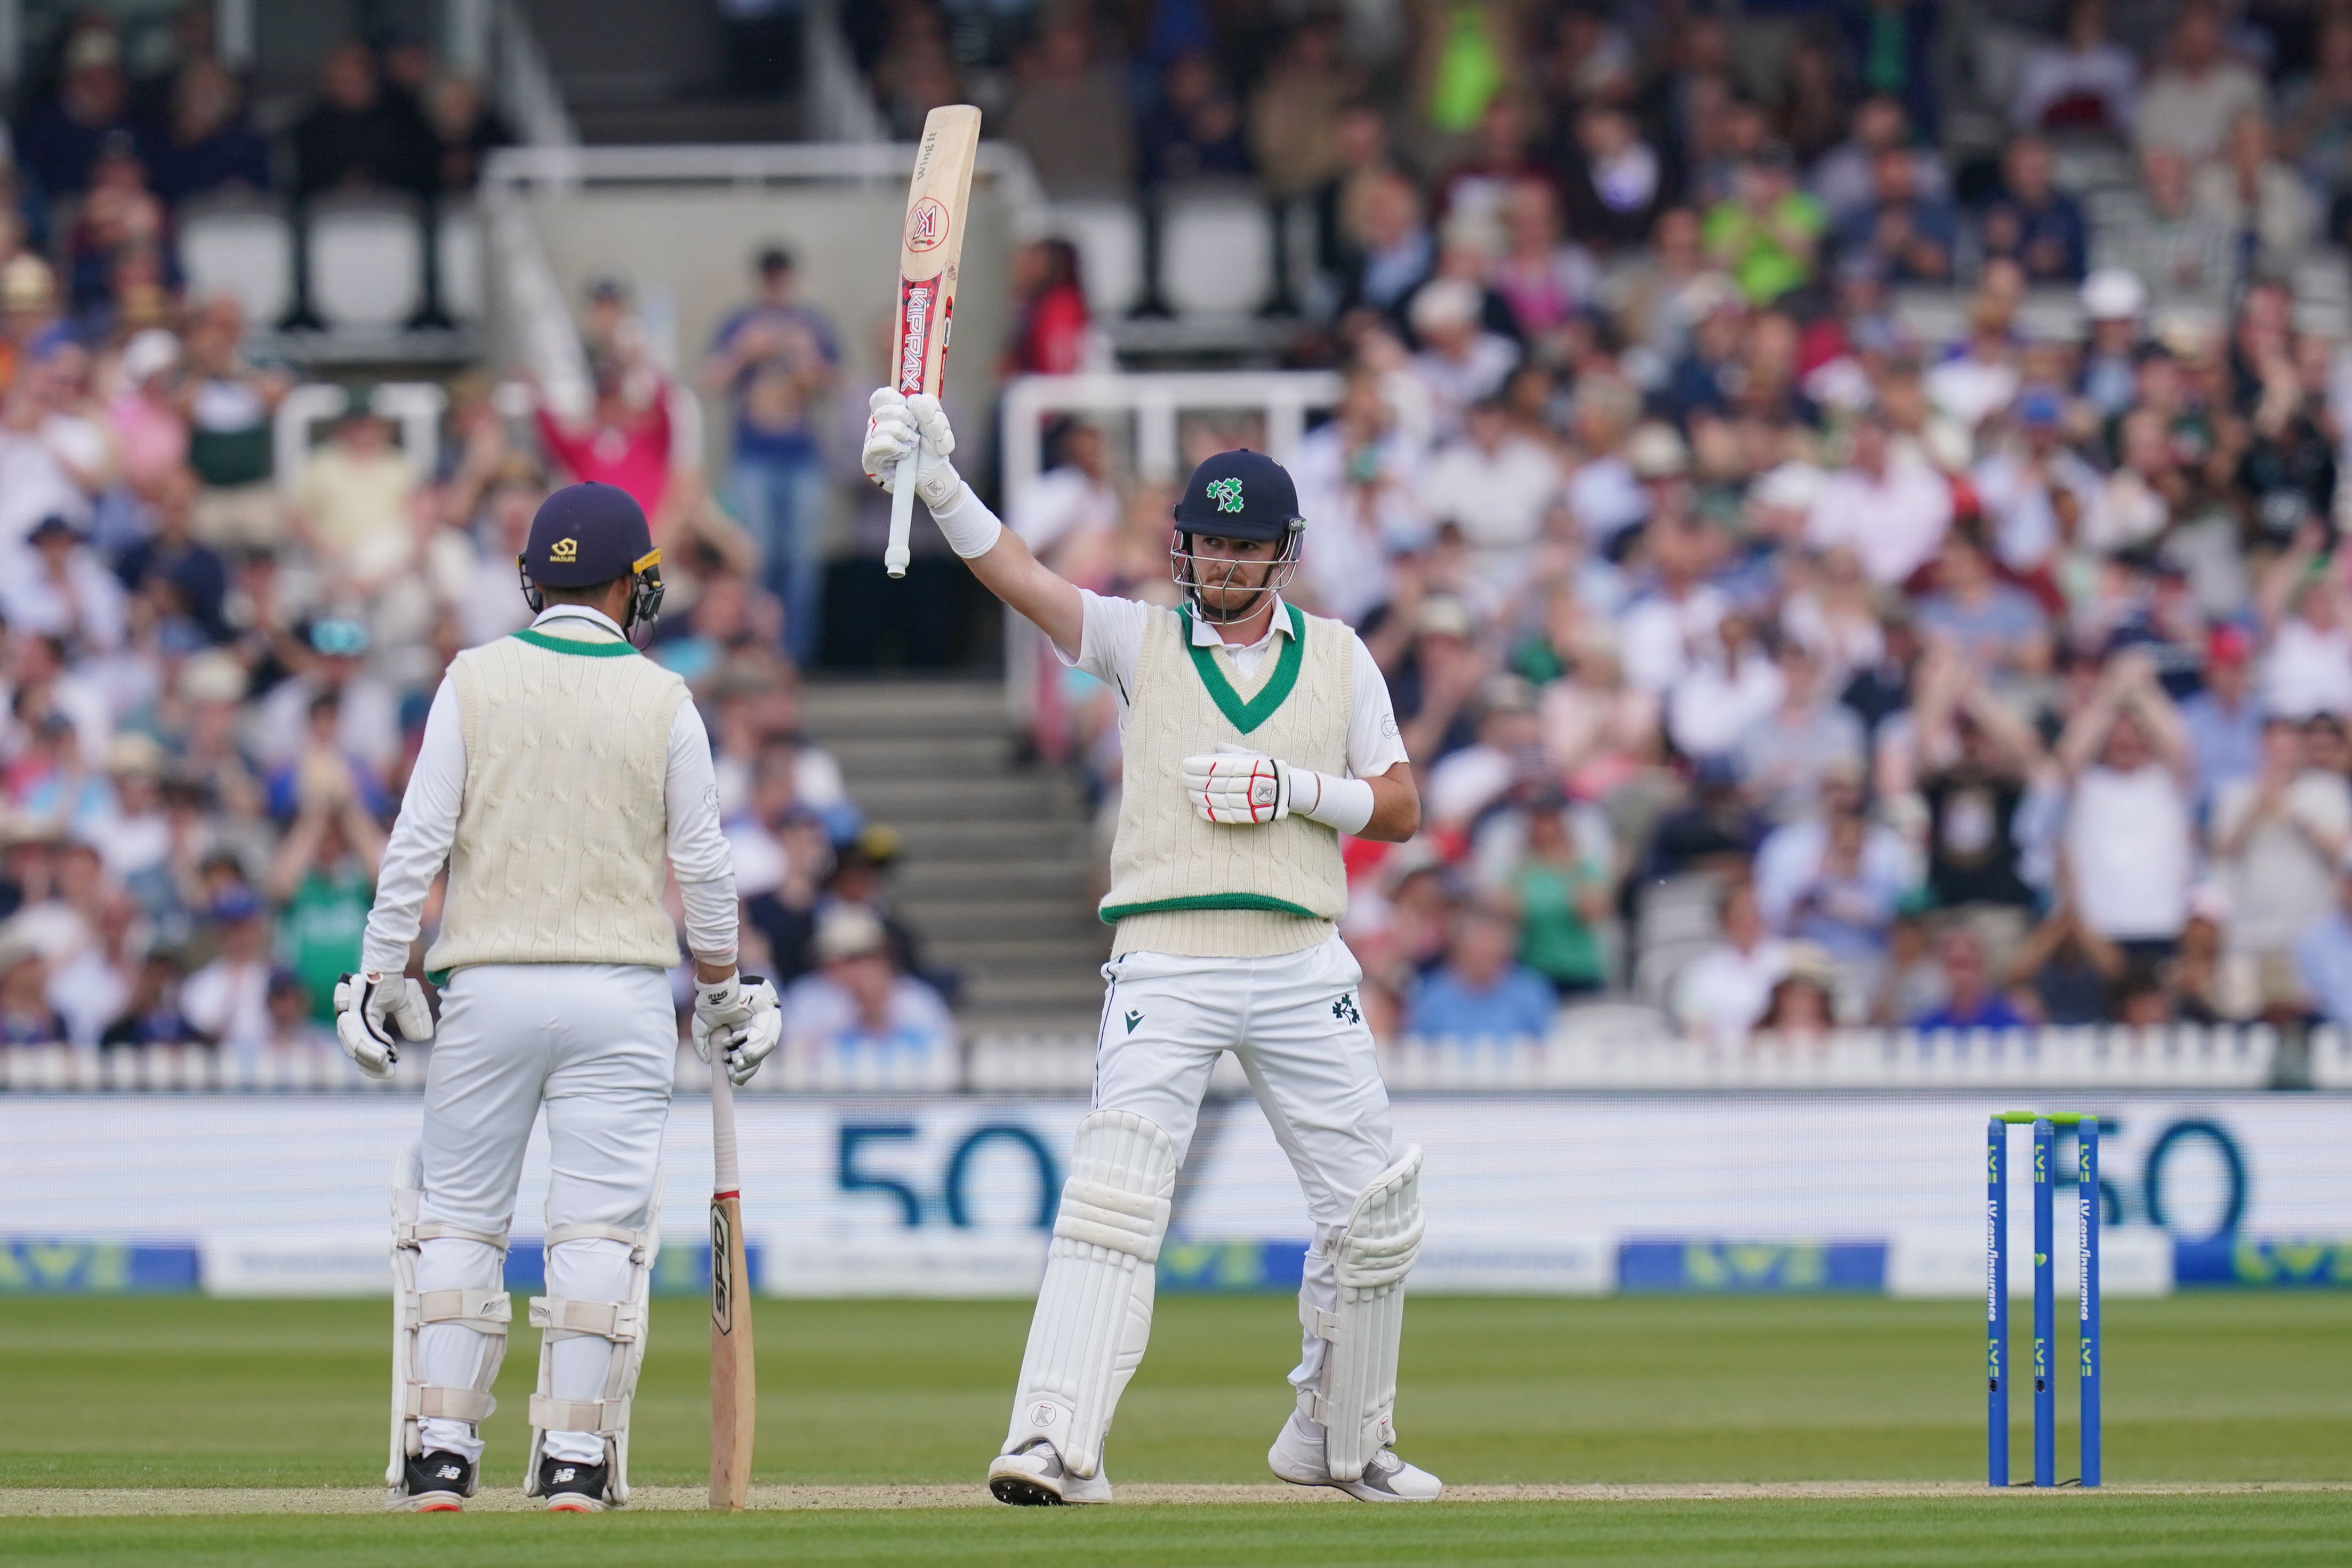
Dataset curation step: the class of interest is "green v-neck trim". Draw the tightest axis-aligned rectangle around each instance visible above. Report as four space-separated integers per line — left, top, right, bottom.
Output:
1178 602 1305 734
512 628 637 658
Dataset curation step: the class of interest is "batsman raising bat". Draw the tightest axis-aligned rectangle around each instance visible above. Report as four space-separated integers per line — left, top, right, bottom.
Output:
345 482 782 1512
863 393 1439 1505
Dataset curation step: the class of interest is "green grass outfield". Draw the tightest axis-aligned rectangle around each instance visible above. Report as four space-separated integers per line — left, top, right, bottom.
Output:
1 1292 2346 1565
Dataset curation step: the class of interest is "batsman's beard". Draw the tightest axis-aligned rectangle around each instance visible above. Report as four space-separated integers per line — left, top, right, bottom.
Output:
1171 535 1301 625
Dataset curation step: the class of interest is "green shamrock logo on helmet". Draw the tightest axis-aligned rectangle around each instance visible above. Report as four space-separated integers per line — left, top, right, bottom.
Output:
1204 477 1245 514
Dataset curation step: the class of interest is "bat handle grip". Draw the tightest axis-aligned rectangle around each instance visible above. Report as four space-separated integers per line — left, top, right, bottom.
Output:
884 452 917 579
711 1064 740 1194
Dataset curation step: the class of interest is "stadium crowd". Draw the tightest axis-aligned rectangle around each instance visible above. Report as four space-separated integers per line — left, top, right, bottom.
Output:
0 19 961 1072
965 0 2352 1043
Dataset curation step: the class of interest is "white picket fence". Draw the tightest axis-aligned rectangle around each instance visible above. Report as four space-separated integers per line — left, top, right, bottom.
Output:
0 1023 2312 1095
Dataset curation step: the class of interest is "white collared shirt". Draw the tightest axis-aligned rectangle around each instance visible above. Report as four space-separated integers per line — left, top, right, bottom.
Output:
360 605 738 973
1058 590 1408 781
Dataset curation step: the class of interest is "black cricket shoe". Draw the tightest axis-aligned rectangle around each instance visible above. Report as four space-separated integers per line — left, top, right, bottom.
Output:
402 1450 474 1511
539 1454 611 1512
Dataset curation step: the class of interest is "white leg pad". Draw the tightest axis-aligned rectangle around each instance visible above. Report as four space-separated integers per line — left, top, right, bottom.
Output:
1300 1145 1422 1483
386 1142 511 1505
1002 1110 1177 1480
522 1177 659 1508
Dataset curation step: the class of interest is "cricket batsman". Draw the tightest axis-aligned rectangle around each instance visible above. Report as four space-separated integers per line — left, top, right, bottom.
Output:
341 481 783 1512
863 391 1440 1504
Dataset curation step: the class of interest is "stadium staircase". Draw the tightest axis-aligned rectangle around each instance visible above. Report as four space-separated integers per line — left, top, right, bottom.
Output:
799 679 1109 1037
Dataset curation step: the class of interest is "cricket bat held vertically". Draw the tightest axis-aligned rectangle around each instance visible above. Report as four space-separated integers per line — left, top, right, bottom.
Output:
708 1067 753 1509
885 103 982 578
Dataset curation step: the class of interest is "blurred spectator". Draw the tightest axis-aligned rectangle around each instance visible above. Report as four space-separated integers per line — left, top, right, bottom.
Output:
1000 16 1134 197
421 71 510 192
1911 927 2028 1028
2279 16 2352 196
1406 905 1556 1038
1407 277 1517 434
533 355 680 527
2011 0 2137 136
1915 528 2050 681
1139 51 1251 191
284 40 438 331
4 514 126 654
1337 170 1436 326
2058 655 2195 961
2293 849 2352 1024
2210 715 2349 1014
1005 238 1093 377
293 392 416 587
1703 145 1824 306
1758 946 1838 1038
2097 149 2237 305
1736 642 1867 822
1834 144 1955 285
1807 412 1953 588
1489 178 1600 344
1673 880 1788 1046
1484 791 1611 996
101 947 189 1050
2180 624 2263 809
14 20 145 199
702 246 838 665
1418 397 1559 597
2191 111 2317 271
2007 899 2125 1025
1811 95 1944 225
1559 104 1673 252
2136 1 2265 161
780 904 956 1060
267 769 383 1025
1979 136 2088 285
150 57 271 203
181 883 271 1057
0 931 66 1043
179 295 289 548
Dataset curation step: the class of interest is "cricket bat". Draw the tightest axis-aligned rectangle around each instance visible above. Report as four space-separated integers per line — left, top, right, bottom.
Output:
885 103 983 579
708 1065 754 1509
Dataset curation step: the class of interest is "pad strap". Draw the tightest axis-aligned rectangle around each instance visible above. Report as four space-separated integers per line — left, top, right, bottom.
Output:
529 1394 628 1435
405 1385 496 1423
1053 1178 1173 1262
546 1222 650 1256
415 1287 512 1334
529 1295 643 1341
398 1218 510 1251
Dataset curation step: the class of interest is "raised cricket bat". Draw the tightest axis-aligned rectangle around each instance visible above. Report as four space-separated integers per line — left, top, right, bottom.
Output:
708 1065 754 1509
885 103 983 579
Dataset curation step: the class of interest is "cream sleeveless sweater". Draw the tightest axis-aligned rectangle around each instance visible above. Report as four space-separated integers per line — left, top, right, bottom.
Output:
1100 603 1353 958
424 627 687 975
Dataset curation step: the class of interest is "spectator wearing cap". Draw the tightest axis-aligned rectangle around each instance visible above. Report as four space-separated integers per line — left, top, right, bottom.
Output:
1406 905 1556 1039
701 245 839 665
1971 388 2102 575
2180 624 2263 809
254 617 401 785
1979 135 2088 286
14 20 148 200
0 336 101 554
105 329 188 494
1806 411 1953 589
2211 714 2351 1012
781 904 956 1062
1702 143 1825 306
3 513 125 655
0 929 67 1044
181 883 273 1058
1407 278 1518 439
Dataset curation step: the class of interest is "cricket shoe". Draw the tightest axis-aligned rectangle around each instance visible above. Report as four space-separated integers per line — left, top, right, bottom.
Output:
399 1450 475 1511
987 1441 1113 1505
1267 1410 1442 1501
538 1456 611 1512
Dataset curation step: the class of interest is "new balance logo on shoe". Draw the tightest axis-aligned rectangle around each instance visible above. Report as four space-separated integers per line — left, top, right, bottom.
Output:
552 1468 576 1483
436 1465 461 1481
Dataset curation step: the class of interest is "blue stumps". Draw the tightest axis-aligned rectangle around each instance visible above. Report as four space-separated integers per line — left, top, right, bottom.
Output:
2032 1117 2056 1488
1987 1116 2008 1486
2080 1116 2101 1487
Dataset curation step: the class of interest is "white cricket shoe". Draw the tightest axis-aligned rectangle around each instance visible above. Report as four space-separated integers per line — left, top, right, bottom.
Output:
1267 1410 1442 1501
987 1441 1114 1506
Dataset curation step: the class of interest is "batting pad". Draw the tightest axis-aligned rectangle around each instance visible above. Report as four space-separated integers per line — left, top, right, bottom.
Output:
1304 1145 1423 1482
385 1142 511 1506
522 1176 660 1508
1004 1110 1177 1479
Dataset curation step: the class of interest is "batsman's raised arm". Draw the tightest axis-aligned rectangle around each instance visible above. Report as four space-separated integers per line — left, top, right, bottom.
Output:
861 387 1418 843
861 387 1081 652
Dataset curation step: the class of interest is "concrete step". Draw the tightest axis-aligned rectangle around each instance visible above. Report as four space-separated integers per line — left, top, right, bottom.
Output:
798 681 1010 738
888 819 1088 860
965 970 1110 1010
959 1007 1103 1036
826 732 1023 781
903 899 1106 941
892 859 1093 899
930 935 1112 971
852 775 1066 821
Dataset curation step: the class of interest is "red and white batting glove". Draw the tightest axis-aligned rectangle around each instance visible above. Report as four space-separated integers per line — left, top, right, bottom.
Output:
1183 749 1293 825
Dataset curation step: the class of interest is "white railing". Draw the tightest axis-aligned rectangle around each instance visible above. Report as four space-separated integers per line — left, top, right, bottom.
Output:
478 141 1046 216
2312 1025 2352 1089
5 1024 2300 1095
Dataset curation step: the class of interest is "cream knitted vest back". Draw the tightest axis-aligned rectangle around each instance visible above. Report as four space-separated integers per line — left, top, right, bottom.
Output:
424 628 687 975
1101 602 1353 958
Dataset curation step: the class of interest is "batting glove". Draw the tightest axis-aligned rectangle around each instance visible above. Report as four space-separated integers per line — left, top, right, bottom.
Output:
334 972 432 1080
861 388 962 509
693 974 783 1088
1183 749 1293 825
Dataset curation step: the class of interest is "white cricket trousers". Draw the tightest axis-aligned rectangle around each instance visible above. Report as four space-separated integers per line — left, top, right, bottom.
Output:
412 963 675 1465
1093 932 1396 1419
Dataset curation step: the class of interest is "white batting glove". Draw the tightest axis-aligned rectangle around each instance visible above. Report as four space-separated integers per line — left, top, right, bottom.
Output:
693 974 783 1087
1184 749 1292 825
334 971 432 1080
861 388 962 509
